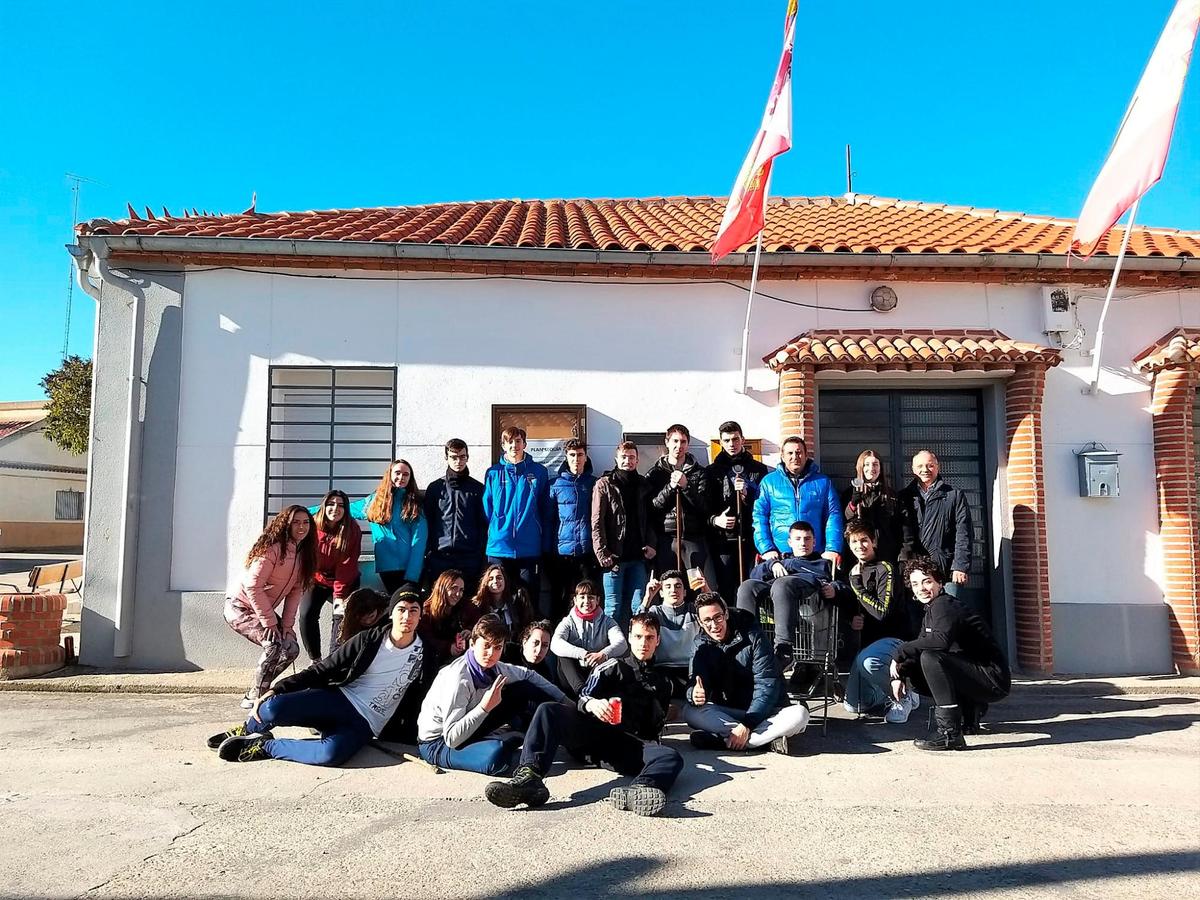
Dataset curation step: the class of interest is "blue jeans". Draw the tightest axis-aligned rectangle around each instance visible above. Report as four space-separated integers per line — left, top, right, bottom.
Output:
418 731 524 776
602 560 646 629
246 688 373 766
844 637 903 714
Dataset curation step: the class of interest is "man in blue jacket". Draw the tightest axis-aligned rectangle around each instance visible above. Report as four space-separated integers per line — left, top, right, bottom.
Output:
547 439 599 619
753 436 843 568
483 426 553 614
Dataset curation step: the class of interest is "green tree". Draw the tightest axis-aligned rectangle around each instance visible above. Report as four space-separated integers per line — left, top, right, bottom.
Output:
39 355 92 455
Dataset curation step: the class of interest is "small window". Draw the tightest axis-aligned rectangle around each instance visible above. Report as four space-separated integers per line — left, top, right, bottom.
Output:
491 405 587 478
55 489 84 521
266 366 397 522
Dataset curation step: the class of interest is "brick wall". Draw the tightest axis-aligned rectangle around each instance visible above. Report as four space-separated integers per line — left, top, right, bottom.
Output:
1150 368 1200 674
1005 364 1054 674
778 365 816 450
0 593 67 678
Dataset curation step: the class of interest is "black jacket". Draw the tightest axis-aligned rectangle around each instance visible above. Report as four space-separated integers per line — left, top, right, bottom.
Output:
893 592 1011 690
898 477 973 574
579 656 672 742
843 559 920 645
687 607 785 727
842 478 903 563
424 468 487 556
271 623 439 742
706 450 770 545
502 641 559 687
646 453 713 541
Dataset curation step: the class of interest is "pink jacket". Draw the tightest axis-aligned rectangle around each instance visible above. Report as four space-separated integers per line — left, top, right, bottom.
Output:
237 543 306 633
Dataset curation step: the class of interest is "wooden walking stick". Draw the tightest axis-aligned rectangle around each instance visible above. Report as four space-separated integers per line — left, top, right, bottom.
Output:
733 464 746 583
675 488 684 572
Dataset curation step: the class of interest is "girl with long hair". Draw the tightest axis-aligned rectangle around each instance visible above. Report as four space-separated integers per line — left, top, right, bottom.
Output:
418 569 470 663
842 450 902 564
224 505 318 708
331 587 391 654
298 490 363 662
460 563 534 636
348 460 429 594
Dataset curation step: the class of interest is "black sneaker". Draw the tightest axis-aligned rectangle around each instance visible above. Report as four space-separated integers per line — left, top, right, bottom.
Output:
609 784 667 817
217 734 272 762
774 642 795 672
770 733 797 756
206 723 272 750
688 731 726 751
484 765 550 809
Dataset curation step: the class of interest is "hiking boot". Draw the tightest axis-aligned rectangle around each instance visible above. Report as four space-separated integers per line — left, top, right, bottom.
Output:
688 731 726 751
770 732 797 756
206 723 271 750
217 734 272 762
484 765 550 809
609 784 667 817
961 701 988 735
914 707 966 751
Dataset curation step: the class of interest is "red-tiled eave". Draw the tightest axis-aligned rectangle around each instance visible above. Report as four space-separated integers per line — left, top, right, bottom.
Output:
0 419 40 440
765 329 1062 372
76 195 1200 259
1133 327 1200 372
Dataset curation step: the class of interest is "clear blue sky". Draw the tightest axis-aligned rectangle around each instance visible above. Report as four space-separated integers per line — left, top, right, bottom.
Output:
2 1 1197 399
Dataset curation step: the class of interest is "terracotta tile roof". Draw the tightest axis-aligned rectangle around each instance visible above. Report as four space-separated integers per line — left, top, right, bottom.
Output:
766 329 1062 371
76 195 1200 259
0 419 40 440
1133 328 1200 372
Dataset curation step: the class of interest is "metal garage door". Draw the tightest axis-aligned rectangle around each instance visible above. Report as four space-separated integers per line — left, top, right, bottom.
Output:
817 389 991 617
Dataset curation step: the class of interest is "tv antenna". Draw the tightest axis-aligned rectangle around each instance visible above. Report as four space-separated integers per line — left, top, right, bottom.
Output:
62 172 104 360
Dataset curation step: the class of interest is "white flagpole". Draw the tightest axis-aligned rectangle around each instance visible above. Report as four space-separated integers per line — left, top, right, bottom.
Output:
739 230 766 394
1085 198 1140 396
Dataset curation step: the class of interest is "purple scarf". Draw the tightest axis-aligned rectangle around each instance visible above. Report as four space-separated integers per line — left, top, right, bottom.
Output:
466 648 498 689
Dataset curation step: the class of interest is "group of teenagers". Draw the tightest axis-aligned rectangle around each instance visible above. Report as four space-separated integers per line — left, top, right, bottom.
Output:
209 421 1012 815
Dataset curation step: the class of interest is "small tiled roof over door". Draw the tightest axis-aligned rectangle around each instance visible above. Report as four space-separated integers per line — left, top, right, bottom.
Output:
1133 328 1200 372
765 329 1061 372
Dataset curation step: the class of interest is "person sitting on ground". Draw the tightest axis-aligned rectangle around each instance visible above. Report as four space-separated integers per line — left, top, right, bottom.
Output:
329 585 390 657
840 520 921 723
416 614 566 775
484 613 683 816
459 563 535 637
639 569 700 699
735 519 836 692
209 590 435 765
890 557 1011 751
503 619 558 686
417 569 470 664
550 580 628 697
685 593 808 754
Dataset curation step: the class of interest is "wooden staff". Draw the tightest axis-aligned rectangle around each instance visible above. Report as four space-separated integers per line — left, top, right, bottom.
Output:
733 465 746 583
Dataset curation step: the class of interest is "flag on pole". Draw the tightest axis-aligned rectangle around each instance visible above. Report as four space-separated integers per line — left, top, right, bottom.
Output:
710 1 798 262
1072 0 1200 256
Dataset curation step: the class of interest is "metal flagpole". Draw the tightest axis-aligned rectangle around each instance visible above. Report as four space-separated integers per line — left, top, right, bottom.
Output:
739 230 766 394
1085 198 1140 395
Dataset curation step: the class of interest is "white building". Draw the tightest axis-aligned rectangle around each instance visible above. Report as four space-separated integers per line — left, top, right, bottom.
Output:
69 195 1200 675
0 401 86 552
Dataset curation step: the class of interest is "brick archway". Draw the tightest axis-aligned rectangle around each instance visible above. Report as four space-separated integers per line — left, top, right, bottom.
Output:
766 330 1062 674
1134 329 1200 675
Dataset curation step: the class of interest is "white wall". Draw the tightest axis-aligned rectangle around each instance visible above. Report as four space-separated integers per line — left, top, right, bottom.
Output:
0 470 86 520
0 427 87 468
169 268 1199 610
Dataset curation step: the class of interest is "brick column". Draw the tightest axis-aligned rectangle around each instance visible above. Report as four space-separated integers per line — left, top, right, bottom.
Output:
1005 364 1054 674
0 593 67 679
779 365 817 449
1150 368 1200 674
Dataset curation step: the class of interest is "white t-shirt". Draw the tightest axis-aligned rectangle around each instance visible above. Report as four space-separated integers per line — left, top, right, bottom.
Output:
339 634 424 737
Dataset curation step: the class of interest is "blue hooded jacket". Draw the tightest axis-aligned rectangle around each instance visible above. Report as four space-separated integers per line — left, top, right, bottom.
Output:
483 454 552 559
348 488 429 583
548 458 597 556
752 461 844 557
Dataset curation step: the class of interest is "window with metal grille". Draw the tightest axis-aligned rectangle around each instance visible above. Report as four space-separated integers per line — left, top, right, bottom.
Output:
55 489 84 521
265 367 397 522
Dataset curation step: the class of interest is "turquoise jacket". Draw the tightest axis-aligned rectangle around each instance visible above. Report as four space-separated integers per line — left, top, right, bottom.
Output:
349 489 428 583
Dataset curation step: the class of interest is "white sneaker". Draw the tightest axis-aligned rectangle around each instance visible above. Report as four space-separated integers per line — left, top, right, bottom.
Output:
240 693 255 710
884 699 911 724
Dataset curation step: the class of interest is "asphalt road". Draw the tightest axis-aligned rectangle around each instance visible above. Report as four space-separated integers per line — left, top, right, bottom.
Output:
1 691 1198 899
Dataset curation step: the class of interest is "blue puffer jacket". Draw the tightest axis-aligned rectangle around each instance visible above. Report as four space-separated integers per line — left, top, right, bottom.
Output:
348 488 429 583
483 455 552 559
548 459 597 556
752 462 844 557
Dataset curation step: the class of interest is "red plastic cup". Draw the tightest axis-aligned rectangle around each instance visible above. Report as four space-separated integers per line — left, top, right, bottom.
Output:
610 697 622 724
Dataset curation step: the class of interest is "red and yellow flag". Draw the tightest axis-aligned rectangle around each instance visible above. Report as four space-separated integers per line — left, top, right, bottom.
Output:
711 1 798 262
